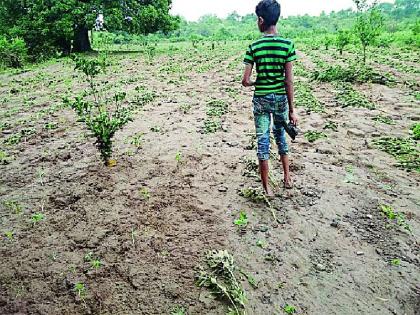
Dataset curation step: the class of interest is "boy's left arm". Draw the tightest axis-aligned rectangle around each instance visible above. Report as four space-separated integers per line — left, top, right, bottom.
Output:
242 64 255 87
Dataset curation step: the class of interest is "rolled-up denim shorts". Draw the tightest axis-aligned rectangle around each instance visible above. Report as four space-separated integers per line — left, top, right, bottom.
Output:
252 93 289 161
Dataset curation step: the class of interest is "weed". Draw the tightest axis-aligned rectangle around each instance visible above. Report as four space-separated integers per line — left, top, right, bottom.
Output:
196 250 246 314
170 306 186 315
372 115 395 125
411 123 420 140
91 259 102 270
334 82 375 109
239 187 266 204
295 81 324 113
74 282 86 298
4 231 14 240
139 187 151 200
391 258 401 266
206 99 229 118
129 132 144 149
239 270 258 289
234 211 248 228
180 103 192 114
31 213 44 225
0 150 12 164
373 137 419 172
203 118 221 134
175 151 182 163
284 304 297 314
304 131 327 143
3 200 23 214
324 121 338 132
45 122 58 130
380 204 411 232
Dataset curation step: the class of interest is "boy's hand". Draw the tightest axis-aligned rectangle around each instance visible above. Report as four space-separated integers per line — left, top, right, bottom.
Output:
289 111 298 125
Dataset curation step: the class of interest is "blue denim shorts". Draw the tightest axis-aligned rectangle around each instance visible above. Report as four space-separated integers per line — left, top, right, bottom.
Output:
252 93 289 160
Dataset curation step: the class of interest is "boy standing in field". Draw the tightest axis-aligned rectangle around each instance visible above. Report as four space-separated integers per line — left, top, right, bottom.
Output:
242 0 298 196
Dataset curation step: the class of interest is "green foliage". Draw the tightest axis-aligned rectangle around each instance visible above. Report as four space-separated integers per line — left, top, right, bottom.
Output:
284 305 297 314
334 83 376 109
170 306 186 315
74 282 86 298
373 137 419 172
203 118 221 134
336 29 352 54
411 123 420 140
234 211 248 228
66 55 133 164
0 36 28 68
295 82 324 113
196 250 247 315
304 131 327 143
206 99 229 118
31 213 45 225
372 115 395 125
380 204 411 231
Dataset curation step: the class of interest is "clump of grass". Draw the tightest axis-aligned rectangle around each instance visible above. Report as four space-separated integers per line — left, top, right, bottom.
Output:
196 250 247 315
3 200 23 214
0 150 12 165
31 213 44 226
324 121 338 131
411 123 420 140
4 231 14 240
372 115 395 125
170 306 186 315
180 103 192 114
373 137 419 172
334 82 375 110
203 118 221 134
295 81 324 113
380 204 411 232
390 258 401 266
304 130 327 143
206 99 228 118
283 304 297 314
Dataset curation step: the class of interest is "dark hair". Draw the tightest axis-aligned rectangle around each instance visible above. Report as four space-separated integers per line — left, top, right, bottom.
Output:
255 0 281 30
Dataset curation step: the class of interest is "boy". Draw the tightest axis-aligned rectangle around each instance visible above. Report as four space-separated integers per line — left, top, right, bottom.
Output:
242 0 298 196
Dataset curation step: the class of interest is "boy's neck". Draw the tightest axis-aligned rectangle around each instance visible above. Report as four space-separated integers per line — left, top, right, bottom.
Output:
263 26 278 36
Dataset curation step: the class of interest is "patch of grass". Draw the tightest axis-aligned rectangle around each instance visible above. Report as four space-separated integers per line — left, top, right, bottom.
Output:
234 211 248 228
180 103 192 114
206 99 228 118
139 187 151 200
4 231 14 240
380 204 411 232
0 150 12 164
170 306 186 315
411 123 420 140
304 130 327 143
373 137 419 172
203 118 221 134
128 132 144 149
372 115 395 125
323 121 338 131
334 82 375 110
3 200 23 214
31 213 44 225
196 250 246 315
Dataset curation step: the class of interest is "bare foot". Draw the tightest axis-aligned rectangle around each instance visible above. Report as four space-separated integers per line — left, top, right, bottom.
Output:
264 187 275 199
284 177 294 189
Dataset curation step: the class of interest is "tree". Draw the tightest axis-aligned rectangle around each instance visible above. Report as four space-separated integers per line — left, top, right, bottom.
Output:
336 30 352 55
0 0 179 56
353 0 384 64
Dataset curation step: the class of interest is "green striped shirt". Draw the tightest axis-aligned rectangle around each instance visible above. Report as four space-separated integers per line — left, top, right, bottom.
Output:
244 36 297 96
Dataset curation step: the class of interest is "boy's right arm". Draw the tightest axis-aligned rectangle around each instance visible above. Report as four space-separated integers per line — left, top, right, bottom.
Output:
285 62 298 125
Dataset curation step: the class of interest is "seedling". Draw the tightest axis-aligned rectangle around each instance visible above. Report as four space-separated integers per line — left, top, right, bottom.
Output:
129 133 144 150
234 211 248 228
284 304 297 314
390 259 401 266
256 240 268 249
170 306 186 315
175 151 182 163
139 188 151 200
3 200 23 214
380 204 411 232
304 131 327 143
4 231 14 240
74 282 86 298
372 115 395 125
411 123 420 140
91 259 102 270
31 213 44 225
206 99 228 118
203 118 221 134
0 150 12 164
324 121 338 131
84 251 94 262
180 103 192 114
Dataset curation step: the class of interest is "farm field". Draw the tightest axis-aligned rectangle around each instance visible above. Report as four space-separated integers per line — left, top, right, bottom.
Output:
0 40 419 315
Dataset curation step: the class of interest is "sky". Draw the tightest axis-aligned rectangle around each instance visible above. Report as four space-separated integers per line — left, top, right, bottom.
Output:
171 0 394 21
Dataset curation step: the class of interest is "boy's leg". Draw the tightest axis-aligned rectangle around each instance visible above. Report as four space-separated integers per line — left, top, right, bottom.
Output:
254 112 272 195
273 99 293 188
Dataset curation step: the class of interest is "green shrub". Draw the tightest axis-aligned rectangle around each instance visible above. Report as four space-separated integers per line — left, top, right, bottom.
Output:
0 36 28 68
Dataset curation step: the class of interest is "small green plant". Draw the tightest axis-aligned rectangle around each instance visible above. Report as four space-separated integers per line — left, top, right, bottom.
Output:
380 204 411 232
256 240 268 249
391 258 401 266
4 231 14 240
411 123 420 140
334 82 375 109
175 151 182 163
129 132 144 149
373 137 419 172
91 259 102 270
180 103 192 114
203 118 221 134
65 55 132 165
0 150 12 164
284 304 297 314
170 306 186 315
295 81 324 113
372 115 395 125
239 187 266 203
336 29 351 55
324 121 338 131
234 211 248 228
139 187 151 200
31 213 44 225
3 200 23 214
196 250 247 315
239 270 258 289
304 131 327 143
74 282 86 298
206 99 228 118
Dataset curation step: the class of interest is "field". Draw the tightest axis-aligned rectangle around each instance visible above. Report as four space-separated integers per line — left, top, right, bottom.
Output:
0 40 419 315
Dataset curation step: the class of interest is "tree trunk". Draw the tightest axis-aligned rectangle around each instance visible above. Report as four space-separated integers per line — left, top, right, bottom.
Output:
73 25 92 52
363 45 366 64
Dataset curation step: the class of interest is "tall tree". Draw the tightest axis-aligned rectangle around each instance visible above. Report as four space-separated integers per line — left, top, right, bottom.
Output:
0 0 179 56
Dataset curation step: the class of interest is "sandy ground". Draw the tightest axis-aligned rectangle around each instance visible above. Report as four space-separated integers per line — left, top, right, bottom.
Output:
0 42 419 315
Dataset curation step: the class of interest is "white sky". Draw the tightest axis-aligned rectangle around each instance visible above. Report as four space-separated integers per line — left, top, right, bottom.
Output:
171 0 394 21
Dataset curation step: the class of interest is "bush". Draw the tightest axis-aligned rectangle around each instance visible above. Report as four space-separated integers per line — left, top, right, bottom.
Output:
0 36 28 68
